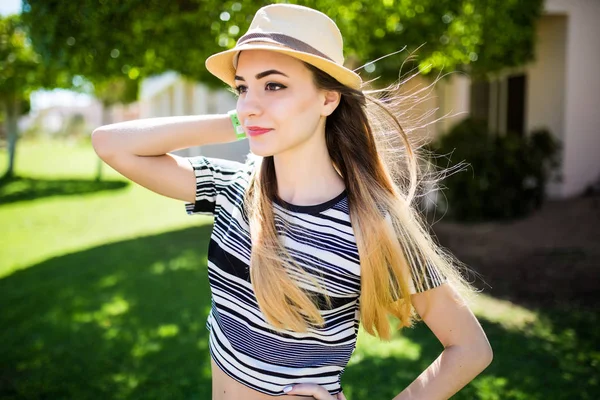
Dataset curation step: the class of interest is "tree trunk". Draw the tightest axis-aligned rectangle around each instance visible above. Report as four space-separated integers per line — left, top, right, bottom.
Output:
95 102 112 182
3 95 21 180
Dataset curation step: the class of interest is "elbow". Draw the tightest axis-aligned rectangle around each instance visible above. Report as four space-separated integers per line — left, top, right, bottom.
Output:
91 127 115 159
473 340 493 371
455 338 493 373
481 342 493 369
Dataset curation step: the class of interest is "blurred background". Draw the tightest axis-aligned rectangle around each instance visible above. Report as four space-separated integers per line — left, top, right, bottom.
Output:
0 0 598 399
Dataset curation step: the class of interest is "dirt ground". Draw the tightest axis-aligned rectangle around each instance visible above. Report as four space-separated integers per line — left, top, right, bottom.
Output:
430 193 600 310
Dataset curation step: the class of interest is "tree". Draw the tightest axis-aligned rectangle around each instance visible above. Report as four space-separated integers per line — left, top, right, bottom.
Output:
21 0 144 181
22 0 544 88
0 14 70 179
279 0 545 80
22 0 227 86
0 15 36 179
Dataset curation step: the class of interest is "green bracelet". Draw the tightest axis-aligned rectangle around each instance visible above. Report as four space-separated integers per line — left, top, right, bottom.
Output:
228 110 246 140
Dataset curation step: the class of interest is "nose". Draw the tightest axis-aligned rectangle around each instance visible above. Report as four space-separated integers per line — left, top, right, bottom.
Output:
237 87 263 120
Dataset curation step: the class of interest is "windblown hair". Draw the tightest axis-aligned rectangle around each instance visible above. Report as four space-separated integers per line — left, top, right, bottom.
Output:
244 62 474 340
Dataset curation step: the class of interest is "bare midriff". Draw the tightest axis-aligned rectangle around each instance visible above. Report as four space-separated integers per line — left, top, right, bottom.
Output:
211 358 317 400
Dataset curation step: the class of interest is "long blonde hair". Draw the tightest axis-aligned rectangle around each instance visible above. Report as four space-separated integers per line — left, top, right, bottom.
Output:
244 62 474 340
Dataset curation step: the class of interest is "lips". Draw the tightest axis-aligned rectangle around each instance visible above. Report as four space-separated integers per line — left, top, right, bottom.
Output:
246 126 272 137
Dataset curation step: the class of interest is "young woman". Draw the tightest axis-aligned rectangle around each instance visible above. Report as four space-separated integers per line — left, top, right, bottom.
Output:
92 4 492 400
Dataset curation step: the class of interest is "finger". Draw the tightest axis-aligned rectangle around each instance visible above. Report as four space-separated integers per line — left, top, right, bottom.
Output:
283 383 336 399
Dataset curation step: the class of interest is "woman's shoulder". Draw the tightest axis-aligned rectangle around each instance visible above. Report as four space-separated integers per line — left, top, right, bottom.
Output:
188 153 258 178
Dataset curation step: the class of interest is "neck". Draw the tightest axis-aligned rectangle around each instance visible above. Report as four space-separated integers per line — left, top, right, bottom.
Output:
272 127 345 206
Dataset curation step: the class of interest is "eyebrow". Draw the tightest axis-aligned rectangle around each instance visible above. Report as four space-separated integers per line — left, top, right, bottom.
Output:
234 69 289 81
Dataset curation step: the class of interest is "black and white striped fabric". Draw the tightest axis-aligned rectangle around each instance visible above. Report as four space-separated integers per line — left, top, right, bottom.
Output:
184 156 446 396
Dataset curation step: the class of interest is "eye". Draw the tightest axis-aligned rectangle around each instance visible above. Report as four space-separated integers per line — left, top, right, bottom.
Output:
266 82 286 91
234 82 285 95
234 84 248 95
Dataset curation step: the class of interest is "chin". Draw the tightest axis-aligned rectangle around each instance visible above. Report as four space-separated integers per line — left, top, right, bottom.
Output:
248 142 277 158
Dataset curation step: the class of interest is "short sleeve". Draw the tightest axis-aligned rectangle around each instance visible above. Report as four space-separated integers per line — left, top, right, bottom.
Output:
384 213 448 295
407 259 447 294
184 156 246 216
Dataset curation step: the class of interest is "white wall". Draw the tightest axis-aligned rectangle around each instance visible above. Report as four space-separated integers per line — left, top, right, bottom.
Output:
390 72 471 141
435 73 471 137
526 14 567 198
544 0 600 197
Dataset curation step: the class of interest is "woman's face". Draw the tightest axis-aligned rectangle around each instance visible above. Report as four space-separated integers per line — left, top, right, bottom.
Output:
234 50 339 157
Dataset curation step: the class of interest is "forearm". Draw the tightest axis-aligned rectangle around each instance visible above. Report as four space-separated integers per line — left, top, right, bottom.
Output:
91 114 237 157
392 345 492 400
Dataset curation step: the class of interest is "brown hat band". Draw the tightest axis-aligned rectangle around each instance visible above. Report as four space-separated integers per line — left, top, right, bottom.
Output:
237 32 335 62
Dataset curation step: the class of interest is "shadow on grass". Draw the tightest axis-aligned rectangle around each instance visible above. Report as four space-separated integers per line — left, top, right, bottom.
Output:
0 176 129 205
1 224 598 399
341 307 599 400
0 225 213 399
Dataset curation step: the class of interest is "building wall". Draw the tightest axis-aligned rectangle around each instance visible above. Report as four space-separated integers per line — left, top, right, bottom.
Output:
526 14 567 198
435 73 471 138
544 0 600 197
378 70 471 143
429 0 600 199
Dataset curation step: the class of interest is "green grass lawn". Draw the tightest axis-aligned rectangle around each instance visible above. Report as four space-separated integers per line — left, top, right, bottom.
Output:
1 139 597 399
0 138 208 278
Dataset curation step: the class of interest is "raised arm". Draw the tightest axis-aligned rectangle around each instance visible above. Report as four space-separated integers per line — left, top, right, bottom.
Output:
91 114 237 203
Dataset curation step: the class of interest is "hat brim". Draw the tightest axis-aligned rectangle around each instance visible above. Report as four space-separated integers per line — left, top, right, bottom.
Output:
205 43 363 91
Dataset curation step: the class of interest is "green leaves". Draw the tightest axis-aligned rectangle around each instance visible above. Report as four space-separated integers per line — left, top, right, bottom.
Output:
0 15 40 98
20 0 544 90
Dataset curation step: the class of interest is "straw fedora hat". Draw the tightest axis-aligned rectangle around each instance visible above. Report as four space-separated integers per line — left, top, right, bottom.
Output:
205 4 363 90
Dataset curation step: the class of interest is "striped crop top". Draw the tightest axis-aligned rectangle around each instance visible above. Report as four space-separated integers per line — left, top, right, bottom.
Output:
184 156 446 396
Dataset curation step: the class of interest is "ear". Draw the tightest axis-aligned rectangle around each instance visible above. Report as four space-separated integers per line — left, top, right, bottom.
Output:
321 90 341 117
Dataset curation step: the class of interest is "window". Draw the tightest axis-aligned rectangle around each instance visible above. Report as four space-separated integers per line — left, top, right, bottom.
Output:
470 73 527 136
507 74 527 136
